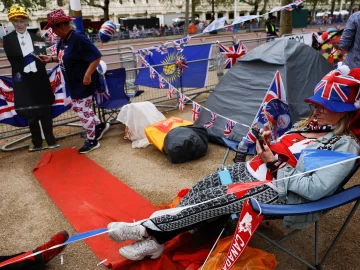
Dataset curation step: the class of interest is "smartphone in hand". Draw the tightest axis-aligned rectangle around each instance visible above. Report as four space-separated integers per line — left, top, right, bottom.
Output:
252 128 265 149
31 52 45 62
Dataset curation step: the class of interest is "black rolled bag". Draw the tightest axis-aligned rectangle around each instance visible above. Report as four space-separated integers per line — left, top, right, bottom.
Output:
163 125 209 163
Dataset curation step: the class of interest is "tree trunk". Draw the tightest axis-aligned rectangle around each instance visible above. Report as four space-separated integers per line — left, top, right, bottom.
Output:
185 0 190 34
254 0 259 14
261 0 269 14
103 0 110 21
311 0 318 21
280 0 292 36
330 0 336 16
349 0 355 14
191 0 196 24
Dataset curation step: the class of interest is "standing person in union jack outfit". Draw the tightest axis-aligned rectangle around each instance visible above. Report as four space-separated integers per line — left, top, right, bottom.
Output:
3 5 59 152
40 9 110 154
106 67 359 261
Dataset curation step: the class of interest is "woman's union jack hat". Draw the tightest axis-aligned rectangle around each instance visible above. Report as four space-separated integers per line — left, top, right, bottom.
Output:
305 65 360 112
44 9 75 29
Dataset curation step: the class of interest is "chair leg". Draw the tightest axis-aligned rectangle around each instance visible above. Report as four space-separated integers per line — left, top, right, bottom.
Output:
222 148 230 169
315 221 319 266
256 231 317 269
317 200 359 269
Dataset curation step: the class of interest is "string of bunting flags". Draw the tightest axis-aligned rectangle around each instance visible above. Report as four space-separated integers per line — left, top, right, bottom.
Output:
133 0 304 138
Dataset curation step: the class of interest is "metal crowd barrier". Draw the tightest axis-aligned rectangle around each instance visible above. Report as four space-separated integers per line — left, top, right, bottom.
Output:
0 35 270 151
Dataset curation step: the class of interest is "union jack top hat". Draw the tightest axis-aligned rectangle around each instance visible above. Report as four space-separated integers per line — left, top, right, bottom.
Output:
305 65 360 112
44 9 75 29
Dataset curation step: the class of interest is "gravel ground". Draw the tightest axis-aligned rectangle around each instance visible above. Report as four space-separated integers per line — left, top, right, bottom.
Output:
0 99 359 270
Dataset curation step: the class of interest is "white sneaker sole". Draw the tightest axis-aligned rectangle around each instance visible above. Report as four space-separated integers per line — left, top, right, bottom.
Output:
119 245 164 261
78 142 100 154
97 123 110 141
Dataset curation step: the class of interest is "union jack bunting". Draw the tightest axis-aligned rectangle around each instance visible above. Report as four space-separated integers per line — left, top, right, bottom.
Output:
232 15 263 26
246 128 257 144
203 112 217 129
219 42 247 69
149 67 156 79
173 36 191 52
314 69 359 102
167 84 175 99
192 102 201 121
134 48 153 57
224 119 236 138
270 0 303 13
141 58 150 67
153 42 168 54
178 93 187 110
159 76 166 89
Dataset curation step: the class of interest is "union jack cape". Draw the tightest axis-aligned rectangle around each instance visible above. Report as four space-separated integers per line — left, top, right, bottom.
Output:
192 102 201 121
219 42 247 69
203 112 217 129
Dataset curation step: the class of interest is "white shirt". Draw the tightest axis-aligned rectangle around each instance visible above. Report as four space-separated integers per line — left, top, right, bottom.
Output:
17 30 37 73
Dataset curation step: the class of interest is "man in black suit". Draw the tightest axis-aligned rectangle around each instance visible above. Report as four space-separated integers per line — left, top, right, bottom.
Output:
3 5 59 152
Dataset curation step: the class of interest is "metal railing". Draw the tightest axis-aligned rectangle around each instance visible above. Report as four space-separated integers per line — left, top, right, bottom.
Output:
0 35 271 151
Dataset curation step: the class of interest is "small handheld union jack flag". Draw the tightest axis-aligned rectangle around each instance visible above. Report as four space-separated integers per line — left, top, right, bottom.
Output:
149 67 156 80
224 119 236 138
176 57 188 72
192 102 201 121
159 76 166 89
167 85 175 99
48 45 57 56
174 36 191 52
178 93 187 110
203 112 217 129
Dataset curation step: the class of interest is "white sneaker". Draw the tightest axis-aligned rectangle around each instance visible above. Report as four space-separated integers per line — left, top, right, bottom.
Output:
119 237 164 261
107 222 146 242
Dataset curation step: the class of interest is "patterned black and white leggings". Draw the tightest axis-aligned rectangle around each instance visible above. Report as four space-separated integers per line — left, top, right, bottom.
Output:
143 163 279 244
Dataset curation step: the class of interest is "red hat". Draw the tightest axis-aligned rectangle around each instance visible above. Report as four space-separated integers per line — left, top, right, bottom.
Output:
44 9 75 29
305 65 360 112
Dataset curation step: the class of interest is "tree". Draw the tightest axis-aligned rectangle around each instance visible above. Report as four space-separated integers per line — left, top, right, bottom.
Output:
243 0 263 15
82 0 110 21
0 0 39 12
279 0 292 36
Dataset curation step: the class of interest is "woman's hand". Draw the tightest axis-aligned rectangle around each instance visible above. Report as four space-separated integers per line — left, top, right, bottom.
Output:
256 139 276 163
39 55 52 63
259 128 272 146
83 74 92 85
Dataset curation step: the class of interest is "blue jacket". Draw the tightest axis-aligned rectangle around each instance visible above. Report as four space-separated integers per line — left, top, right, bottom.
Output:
275 132 359 229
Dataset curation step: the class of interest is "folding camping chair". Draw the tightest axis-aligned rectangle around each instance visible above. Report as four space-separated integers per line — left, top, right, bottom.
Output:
93 68 143 123
249 166 359 270
219 137 360 269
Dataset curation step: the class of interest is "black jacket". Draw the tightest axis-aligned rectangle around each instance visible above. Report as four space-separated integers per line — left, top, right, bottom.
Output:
3 31 54 110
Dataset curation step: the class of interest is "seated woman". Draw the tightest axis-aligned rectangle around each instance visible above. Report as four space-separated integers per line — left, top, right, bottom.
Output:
107 67 360 261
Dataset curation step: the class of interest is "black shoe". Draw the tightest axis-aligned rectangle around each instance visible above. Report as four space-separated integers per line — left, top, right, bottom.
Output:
29 144 45 152
95 122 110 141
78 140 100 154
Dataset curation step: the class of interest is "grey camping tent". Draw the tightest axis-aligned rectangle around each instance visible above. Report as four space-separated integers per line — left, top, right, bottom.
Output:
195 39 333 141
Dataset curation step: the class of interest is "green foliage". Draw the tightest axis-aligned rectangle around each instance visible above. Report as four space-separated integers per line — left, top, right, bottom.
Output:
1 0 39 12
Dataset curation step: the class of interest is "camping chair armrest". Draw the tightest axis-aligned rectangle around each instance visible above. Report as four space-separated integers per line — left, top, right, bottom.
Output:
249 185 360 216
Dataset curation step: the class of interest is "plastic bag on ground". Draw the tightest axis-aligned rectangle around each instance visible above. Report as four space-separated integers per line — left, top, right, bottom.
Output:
117 101 166 148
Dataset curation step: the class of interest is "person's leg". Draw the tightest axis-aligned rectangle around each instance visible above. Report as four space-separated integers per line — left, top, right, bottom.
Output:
72 97 101 153
27 117 43 150
39 107 57 146
0 231 68 270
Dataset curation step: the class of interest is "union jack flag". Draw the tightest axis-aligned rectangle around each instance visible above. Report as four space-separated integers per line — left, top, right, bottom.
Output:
192 102 201 121
224 119 236 138
48 44 57 56
167 84 175 99
173 36 191 52
203 112 217 129
246 71 287 142
149 67 156 79
178 93 187 110
159 76 166 89
153 42 168 54
219 42 247 69
314 69 359 102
